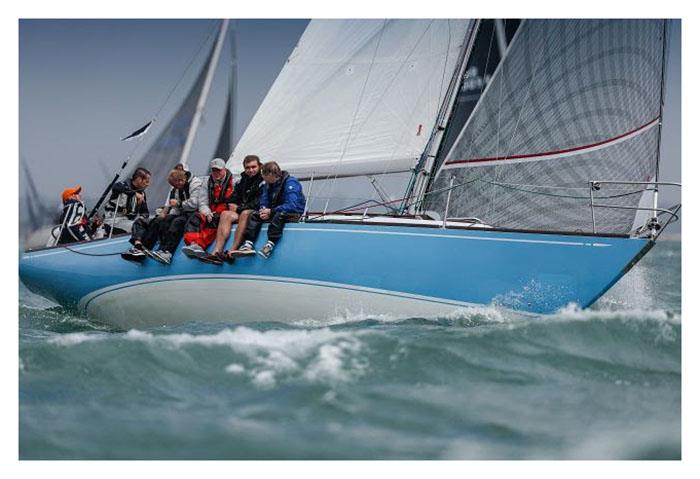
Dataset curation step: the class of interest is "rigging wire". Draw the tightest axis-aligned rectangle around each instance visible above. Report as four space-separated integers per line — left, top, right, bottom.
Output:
320 19 388 215
307 176 651 222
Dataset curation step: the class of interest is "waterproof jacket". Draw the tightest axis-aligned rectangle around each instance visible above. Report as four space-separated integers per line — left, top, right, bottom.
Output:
165 175 203 216
231 171 263 213
104 180 149 219
260 171 305 214
58 199 92 244
199 169 235 216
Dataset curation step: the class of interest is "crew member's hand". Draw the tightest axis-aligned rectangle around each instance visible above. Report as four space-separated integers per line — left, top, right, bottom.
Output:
260 208 271 220
135 192 145 204
91 215 103 226
169 199 179 207
206 213 214 223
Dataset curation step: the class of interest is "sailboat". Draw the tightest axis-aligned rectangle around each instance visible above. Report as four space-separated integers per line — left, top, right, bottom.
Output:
19 19 681 330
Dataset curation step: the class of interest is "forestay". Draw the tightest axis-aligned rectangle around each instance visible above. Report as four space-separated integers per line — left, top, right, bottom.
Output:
423 20 666 235
228 19 474 179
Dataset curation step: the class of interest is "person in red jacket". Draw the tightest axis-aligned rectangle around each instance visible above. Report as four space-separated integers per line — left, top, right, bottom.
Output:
182 158 237 259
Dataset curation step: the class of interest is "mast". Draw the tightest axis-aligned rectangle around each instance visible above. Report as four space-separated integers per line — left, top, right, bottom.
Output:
652 19 669 228
230 20 238 150
408 20 480 214
179 19 230 167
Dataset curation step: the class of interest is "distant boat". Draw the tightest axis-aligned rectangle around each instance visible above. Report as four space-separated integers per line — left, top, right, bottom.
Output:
20 19 681 329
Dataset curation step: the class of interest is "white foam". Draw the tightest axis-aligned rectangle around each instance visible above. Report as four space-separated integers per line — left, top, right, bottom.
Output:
225 363 245 375
554 303 679 324
47 332 107 346
125 326 369 389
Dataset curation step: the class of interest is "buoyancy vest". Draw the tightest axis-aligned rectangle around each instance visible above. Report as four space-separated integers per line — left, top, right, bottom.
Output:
169 179 191 202
207 170 235 214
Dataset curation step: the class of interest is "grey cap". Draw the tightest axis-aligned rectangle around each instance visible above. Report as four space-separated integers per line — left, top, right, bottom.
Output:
209 158 226 170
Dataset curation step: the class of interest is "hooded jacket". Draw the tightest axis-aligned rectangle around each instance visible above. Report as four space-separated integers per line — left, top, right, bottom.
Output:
260 171 306 214
165 170 203 216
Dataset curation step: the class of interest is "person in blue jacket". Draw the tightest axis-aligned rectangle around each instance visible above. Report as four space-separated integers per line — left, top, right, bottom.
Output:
231 161 305 259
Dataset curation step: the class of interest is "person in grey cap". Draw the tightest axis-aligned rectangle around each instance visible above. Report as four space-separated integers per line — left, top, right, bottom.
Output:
182 158 237 259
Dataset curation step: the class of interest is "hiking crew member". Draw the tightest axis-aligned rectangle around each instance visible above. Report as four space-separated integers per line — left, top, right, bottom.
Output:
122 167 203 264
232 161 305 259
103 167 151 237
182 158 236 259
202 154 263 265
55 186 101 245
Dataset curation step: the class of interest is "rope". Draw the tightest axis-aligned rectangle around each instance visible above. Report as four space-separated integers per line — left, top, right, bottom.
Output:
63 245 124 257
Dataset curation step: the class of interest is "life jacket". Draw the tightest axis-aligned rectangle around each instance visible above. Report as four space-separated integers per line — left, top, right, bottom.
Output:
169 179 191 203
207 170 234 214
105 180 147 219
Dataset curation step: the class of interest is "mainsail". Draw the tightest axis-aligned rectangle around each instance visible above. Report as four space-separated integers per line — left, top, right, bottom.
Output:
228 19 475 179
126 45 216 208
422 20 666 235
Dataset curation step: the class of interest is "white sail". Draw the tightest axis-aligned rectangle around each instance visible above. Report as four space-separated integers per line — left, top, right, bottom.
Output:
228 19 474 178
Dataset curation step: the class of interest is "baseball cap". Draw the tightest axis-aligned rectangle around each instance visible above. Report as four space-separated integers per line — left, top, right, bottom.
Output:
209 158 226 170
62 186 82 203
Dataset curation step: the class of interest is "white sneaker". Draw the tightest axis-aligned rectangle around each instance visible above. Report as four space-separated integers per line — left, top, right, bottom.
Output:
151 250 172 265
230 241 256 257
258 242 274 259
182 243 206 258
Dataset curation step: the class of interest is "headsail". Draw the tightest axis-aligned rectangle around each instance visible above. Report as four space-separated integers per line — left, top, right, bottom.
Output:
228 19 474 179
422 20 666 235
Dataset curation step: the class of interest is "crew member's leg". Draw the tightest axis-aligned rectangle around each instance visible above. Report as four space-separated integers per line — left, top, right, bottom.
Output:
232 211 263 257
139 216 164 250
160 214 189 254
228 209 252 252
259 212 300 258
212 210 239 254
243 211 264 244
130 217 153 248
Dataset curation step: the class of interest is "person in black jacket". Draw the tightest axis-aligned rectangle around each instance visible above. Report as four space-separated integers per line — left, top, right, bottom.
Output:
231 161 305 259
54 186 101 245
201 155 263 265
103 167 151 237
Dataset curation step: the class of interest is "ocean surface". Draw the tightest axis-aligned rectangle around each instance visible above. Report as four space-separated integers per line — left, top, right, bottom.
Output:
18 241 681 459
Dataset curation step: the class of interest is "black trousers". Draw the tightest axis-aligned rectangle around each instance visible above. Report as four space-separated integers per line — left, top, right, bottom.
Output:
159 214 189 253
130 217 154 246
243 211 300 245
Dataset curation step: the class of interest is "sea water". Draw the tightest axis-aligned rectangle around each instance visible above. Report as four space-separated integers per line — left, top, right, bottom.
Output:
18 241 681 459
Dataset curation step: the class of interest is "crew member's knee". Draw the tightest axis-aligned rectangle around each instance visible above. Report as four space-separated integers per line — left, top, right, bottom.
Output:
221 210 238 223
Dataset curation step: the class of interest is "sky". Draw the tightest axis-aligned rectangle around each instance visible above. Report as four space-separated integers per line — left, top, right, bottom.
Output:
19 19 309 205
18 19 682 230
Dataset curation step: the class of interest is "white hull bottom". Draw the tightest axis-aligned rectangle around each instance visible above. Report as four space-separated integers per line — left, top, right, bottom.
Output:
78 275 479 330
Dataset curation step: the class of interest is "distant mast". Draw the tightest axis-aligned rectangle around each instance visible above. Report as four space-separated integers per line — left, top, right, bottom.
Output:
179 19 230 167
214 21 237 160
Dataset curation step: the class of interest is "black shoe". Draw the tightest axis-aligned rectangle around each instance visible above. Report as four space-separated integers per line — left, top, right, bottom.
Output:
221 251 236 264
121 248 146 263
198 253 224 265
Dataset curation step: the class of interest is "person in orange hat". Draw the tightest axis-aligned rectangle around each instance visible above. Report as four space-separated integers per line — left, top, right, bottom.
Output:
55 186 101 245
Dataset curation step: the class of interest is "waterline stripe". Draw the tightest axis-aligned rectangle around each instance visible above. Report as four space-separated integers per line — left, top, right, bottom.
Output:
79 274 480 313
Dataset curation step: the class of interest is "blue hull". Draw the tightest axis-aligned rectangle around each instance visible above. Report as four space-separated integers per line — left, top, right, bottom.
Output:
19 222 652 327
